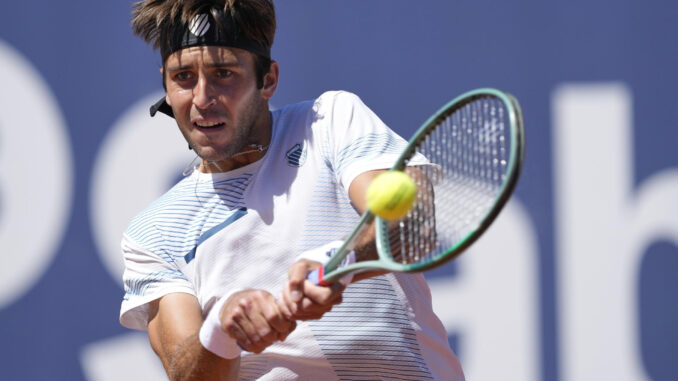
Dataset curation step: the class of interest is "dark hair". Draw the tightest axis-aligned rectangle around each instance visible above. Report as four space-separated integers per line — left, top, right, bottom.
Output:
252 55 272 89
131 0 276 89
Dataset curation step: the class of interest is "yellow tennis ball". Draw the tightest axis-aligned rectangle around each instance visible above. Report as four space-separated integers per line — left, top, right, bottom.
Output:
366 171 418 220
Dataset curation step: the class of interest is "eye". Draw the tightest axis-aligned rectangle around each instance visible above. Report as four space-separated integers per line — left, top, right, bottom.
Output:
216 69 233 79
173 71 194 82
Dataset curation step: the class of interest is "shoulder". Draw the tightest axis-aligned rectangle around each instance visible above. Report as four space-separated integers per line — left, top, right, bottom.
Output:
316 90 360 101
271 91 373 141
124 176 196 242
314 90 365 110
273 91 366 120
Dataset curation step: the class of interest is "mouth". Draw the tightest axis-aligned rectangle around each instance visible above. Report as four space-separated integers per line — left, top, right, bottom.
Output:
193 120 225 130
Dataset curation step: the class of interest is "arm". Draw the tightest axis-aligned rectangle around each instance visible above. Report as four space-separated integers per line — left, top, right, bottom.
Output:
351 167 437 269
279 166 436 320
345 169 390 281
148 293 237 381
148 290 296 381
277 169 390 319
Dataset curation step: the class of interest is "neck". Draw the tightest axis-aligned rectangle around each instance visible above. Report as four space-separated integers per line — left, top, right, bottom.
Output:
199 144 268 173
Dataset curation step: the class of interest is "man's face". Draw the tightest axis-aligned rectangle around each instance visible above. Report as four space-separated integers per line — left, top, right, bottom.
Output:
164 46 275 162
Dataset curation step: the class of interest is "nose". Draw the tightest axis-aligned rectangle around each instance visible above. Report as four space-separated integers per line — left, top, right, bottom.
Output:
193 75 217 110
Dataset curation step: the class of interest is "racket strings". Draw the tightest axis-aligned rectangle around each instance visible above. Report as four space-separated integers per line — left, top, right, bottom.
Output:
389 96 512 265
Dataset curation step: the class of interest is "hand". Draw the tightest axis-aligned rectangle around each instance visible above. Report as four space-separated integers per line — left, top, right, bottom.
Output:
277 259 346 321
219 289 296 354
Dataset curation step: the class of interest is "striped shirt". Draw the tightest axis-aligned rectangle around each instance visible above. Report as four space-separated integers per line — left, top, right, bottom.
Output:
120 91 464 380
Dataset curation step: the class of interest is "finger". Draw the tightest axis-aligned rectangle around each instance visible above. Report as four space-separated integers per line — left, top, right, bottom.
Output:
272 317 296 342
292 294 342 320
257 294 294 336
284 280 345 320
302 279 345 305
281 320 297 341
276 292 294 320
242 294 282 346
246 292 298 349
222 302 256 347
222 290 296 353
290 309 329 321
239 292 283 347
278 284 299 319
288 261 313 303
301 292 343 310
266 304 296 336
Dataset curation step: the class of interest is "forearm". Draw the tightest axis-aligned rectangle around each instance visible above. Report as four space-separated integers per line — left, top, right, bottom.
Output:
351 167 436 265
147 294 241 381
160 332 239 381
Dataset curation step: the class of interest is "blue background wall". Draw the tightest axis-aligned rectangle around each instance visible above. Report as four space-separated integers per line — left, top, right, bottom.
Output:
1 1 677 380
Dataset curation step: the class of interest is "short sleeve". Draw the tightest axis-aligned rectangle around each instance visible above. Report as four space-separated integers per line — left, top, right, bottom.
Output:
119 233 196 331
316 91 410 190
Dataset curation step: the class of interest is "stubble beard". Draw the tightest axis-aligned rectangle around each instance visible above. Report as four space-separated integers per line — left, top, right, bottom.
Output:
187 92 265 163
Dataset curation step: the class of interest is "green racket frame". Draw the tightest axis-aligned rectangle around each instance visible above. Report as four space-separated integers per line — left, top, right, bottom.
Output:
318 88 525 283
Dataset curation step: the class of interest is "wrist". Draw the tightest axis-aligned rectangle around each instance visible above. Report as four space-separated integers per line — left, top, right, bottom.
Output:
198 290 244 359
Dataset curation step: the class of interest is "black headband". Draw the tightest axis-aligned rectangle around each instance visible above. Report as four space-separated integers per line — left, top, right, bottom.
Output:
151 11 271 119
161 11 270 61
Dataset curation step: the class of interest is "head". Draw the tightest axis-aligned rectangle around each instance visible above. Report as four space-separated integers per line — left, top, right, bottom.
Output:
131 0 278 164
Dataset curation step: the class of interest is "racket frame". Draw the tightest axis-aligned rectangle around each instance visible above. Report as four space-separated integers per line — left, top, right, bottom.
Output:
320 88 525 282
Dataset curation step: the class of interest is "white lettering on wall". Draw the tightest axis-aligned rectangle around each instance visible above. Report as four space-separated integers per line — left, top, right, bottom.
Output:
0 40 74 308
554 83 678 380
429 200 541 381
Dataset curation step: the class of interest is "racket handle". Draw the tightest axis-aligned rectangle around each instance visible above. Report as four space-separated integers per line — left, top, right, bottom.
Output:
307 267 332 286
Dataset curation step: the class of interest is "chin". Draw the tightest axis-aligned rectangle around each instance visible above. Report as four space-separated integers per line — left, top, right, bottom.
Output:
194 146 230 162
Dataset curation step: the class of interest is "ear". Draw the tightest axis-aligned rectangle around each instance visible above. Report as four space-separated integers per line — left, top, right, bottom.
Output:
260 61 279 100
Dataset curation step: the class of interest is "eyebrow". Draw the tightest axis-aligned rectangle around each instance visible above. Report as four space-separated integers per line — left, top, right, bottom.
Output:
165 61 240 72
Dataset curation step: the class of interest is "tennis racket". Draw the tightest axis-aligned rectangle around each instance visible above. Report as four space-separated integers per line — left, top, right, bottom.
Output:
308 88 525 285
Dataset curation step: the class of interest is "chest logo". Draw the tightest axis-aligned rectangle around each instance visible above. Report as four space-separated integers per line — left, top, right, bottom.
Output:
286 143 307 167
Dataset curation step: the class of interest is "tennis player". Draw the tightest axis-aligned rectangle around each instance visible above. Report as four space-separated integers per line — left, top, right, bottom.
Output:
119 1 464 379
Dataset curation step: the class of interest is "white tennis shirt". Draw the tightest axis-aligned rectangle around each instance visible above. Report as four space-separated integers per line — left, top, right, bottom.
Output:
120 91 464 380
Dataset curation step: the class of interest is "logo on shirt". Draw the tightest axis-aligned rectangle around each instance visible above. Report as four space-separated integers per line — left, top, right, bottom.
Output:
286 143 307 167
